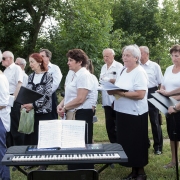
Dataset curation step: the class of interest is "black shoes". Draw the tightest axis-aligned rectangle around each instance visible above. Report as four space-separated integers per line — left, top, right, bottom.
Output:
136 174 147 180
154 150 162 155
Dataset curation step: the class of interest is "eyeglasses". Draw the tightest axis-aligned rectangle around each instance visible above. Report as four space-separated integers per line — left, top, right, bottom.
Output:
2 57 9 61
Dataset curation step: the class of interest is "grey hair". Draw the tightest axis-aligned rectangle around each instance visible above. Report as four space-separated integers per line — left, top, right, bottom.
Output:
124 44 141 63
102 48 115 56
139 46 149 54
16 57 27 67
4 51 14 60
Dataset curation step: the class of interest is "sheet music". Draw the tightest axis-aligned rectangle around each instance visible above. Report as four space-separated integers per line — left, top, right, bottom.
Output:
37 120 62 149
37 120 85 149
98 80 128 91
61 120 85 148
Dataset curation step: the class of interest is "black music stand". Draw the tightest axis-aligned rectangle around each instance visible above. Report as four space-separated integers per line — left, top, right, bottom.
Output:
148 93 179 180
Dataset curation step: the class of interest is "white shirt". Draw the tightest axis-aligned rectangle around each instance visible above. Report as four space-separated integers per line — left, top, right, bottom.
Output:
64 67 94 111
100 60 123 106
3 63 23 94
162 65 180 91
140 60 163 88
114 65 148 115
23 70 28 86
0 73 11 132
65 70 99 107
48 62 62 92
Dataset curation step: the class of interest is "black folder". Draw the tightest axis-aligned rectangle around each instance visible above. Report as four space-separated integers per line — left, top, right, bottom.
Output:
148 92 179 116
15 86 43 104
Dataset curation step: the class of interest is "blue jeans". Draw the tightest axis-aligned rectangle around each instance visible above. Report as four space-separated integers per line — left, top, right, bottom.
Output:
0 119 10 180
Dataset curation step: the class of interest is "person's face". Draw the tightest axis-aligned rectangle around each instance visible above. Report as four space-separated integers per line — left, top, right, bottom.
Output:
29 57 41 72
39 51 49 65
1 52 12 67
139 48 148 63
67 57 81 72
103 50 114 66
171 51 180 65
122 50 137 68
15 59 23 70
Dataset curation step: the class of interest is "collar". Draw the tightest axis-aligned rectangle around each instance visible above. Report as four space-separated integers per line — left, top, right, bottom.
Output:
105 60 116 69
75 67 87 77
7 63 15 69
140 60 150 66
48 62 52 68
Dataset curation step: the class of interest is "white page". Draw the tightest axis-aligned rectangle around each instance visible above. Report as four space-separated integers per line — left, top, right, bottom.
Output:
61 120 85 148
37 120 62 149
98 81 128 91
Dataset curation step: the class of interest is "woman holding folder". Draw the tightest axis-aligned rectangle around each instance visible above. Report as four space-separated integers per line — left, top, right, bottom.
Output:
108 45 148 180
22 53 53 170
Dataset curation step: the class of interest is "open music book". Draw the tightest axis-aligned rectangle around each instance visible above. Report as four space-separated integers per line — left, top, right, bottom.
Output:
37 120 85 149
98 80 128 91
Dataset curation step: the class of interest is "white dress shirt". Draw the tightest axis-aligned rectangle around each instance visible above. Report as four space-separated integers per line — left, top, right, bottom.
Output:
114 65 148 115
64 67 94 111
3 63 23 94
22 70 28 87
140 60 163 88
100 60 123 106
162 65 180 91
0 73 11 132
48 62 62 92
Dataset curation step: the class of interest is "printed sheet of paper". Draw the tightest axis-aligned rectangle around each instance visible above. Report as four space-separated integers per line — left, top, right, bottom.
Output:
37 120 85 149
98 81 128 91
61 120 85 148
37 120 62 149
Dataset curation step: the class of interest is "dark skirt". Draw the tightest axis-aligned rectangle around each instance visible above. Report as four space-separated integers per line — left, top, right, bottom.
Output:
116 111 148 167
166 112 180 141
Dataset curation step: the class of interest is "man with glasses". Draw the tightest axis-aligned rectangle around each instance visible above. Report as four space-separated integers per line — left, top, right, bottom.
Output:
1 51 24 147
39 49 62 119
15 57 28 86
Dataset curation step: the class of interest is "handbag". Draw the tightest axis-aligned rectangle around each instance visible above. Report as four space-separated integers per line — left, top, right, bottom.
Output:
18 108 34 134
65 110 76 120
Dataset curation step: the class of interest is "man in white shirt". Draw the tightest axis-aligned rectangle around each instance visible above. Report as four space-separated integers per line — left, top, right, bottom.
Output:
2 51 24 147
0 51 11 180
140 46 163 155
15 57 28 86
39 49 62 119
99 48 123 143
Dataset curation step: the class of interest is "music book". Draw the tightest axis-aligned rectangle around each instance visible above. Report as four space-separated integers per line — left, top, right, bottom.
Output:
98 80 128 91
148 92 179 116
37 120 86 149
15 86 43 104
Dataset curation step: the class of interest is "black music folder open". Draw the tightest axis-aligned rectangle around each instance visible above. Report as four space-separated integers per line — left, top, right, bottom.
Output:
15 86 43 104
148 92 179 116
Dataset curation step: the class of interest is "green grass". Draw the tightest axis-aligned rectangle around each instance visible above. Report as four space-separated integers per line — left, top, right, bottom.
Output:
10 105 177 180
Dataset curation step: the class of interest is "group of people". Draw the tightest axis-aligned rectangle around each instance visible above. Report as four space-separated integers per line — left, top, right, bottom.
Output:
0 44 180 180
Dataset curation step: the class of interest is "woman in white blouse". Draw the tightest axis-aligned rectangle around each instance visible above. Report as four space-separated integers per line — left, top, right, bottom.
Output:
108 45 148 180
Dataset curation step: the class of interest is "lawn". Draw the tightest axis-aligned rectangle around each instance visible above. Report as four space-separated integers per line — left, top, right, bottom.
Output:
9 104 178 180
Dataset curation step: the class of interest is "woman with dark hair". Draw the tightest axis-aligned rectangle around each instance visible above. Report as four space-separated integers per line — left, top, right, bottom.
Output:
157 44 180 169
57 49 94 170
22 53 53 170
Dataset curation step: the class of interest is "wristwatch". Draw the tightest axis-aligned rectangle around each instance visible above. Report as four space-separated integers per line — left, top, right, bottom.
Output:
173 105 179 112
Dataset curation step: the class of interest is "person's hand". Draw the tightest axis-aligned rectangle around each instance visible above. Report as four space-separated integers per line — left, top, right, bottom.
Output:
57 104 65 117
22 104 33 112
157 89 169 96
101 77 110 82
168 106 176 114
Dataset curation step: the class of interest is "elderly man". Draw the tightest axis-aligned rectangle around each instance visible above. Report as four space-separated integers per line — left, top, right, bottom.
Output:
139 46 163 155
99 48 123 143
39 49 62 119
2 51 24 147
0 51 11 180
15 57 28 86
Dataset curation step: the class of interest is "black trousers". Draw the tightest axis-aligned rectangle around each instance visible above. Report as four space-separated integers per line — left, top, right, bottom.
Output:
148 87 163 151
68 109 94 170
104 106 117 143
6 102 24 147
51 92 58 119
